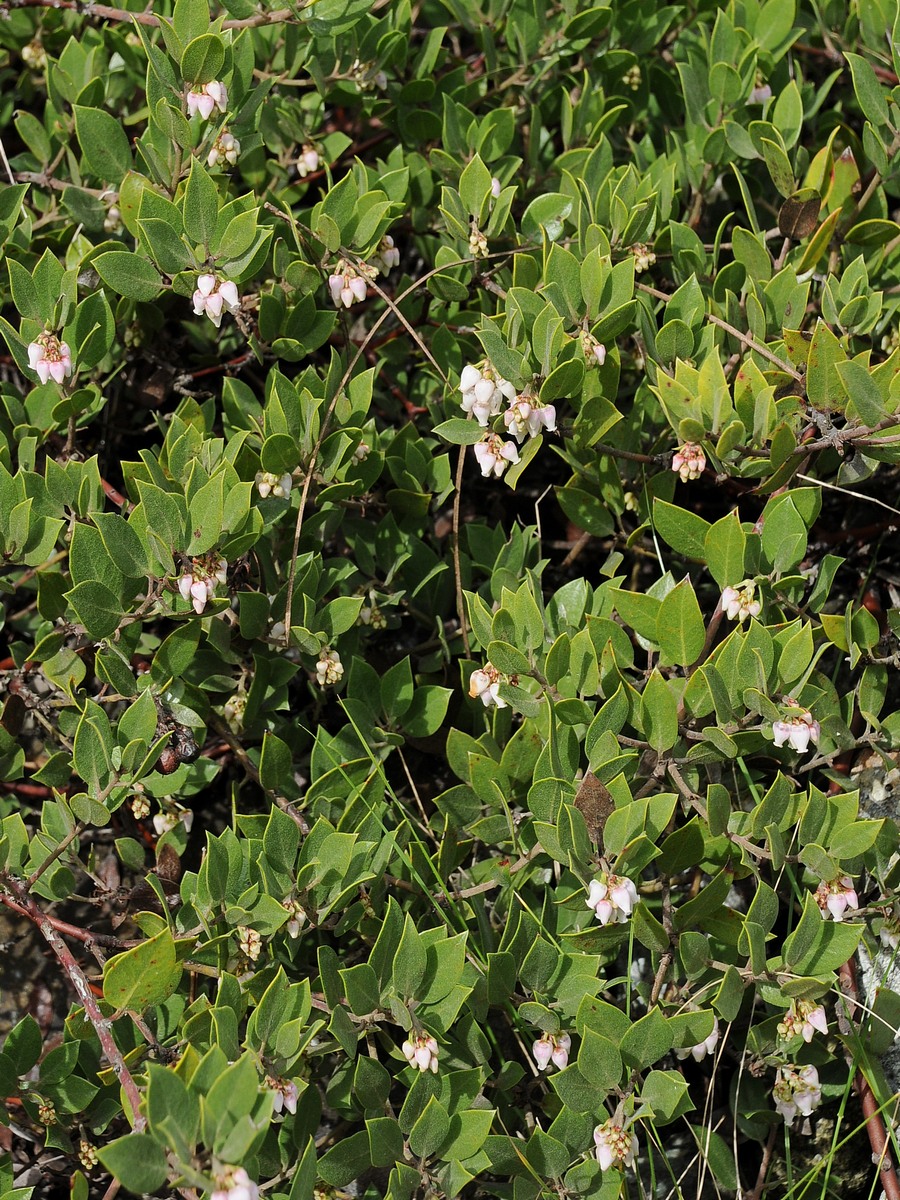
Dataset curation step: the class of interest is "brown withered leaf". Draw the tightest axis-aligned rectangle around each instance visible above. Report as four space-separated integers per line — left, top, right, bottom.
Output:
778 189 821 241
574 771 615 848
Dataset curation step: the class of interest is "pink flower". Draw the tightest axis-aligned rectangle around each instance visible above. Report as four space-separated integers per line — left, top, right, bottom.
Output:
187 80 228 120
401 1033 439 1073
815 875 859 922
192 275 240 328
327 258 376 308
473 433 519 478
503 397 557 442
208 129 240 168
27 332 72 385
532 1032 570 1071
468 663 508 709
778 999 828 1044
210 1167 258 1200
490 177 502 199
376 235 400 274
586 873 639 925
297 145 320 177
672 442 705 482
721 582 761 622
266 1075 299 1115
772 702 820 754
593 1118 638 1172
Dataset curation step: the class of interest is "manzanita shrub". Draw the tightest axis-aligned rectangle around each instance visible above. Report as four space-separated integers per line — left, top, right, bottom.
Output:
4 0 900 1197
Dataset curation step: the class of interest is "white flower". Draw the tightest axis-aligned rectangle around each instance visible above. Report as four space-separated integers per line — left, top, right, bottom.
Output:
255 470 293 499
503 396 556 442
316 648 344 687
131 793 151 820
192 274 240 328
104 205 122 235
675 1016 719 1062
327 257 376 308
721 582 761 622
458 361 517 426
579 330 607 366
353 442 370 462
473 433 519 478
773 1065 822 1126
468 663 508 709
772 702 820 754
631 242 656 273
777 999 828 1045
297 144 320 177
593 1119 638 1172
27 332 73 385
586 873 639 926
177 555 227 614
210 1166 258 1200
880 909 900 950
532 1032 570 1071
208 129 240 168
749 82 772 104
469 226 488 258
153 805 193 835
401 1033 439 1073
490 176 502 199
283 899 305 938
238 926 262 962
815 875 859 922
671 442 705 482
22 39 46 70
187 80 228 120
623 491 638 512
266 1075 299 1116
375 235 400 274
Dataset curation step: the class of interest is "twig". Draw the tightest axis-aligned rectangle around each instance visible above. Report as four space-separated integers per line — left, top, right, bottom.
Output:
745 1124 778 1200
0 873 146 1131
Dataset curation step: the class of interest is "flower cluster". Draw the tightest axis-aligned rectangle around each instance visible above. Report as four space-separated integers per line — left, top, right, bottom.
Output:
672 442 705 482
586 873 639 925
773 1064 822 1126
187 80 227 120
316 647 344 687
815 875 859 922
22 39 47 70
297 144 320 177
469 224 489 258
178 555 228 615
777 998 828 1045
222 691 246 733
210 1166 258 1200
468 663 509 709
401 1033 439 1073
255 470 293 499
593 1119 638 1172
721 581 761 622
459 361 517 425
28 332 72 385
631 242 656 272
328 258 377 308
503 395 557 443
266 1075 299 1115
282 898 306 939
474 432 520 479
152 804 194 836
208 129 240 169
675 1016 719 1062
532 1032 570 1071
772 700 820 754
580 330 607 367
193 274 240 327
880 906 900 950
374 235 400 274
238 926 262 961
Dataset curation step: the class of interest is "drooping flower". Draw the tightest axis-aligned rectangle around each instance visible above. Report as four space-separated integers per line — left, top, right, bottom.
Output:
631 243 656 273
210 1166 259 1200
675 1016 719 1062
503 396 557 443
593 1118 638 1172
28 332 72 385
458 361 517 426
721 582 761 622
586 873 639 926
238 926 262 962
473 433 519 478
296 144 320 178
265 1075 300 1116
375 235 400 274
328 257 377 308
815 875 859 923
773 1064 822 1126
316 648 344 687
401 1033 439 1073
772 700 820 755
283 899 306 938
469 224 489 258
672 442 705 482
208 129 241 169
580 330 607 367
532 1032 571 1071
468 663 508 709
777 999 828 1045
177 555 228 615
192 274 240 328
255 470 293 499
186 80 228 120
880 907 900 950
490 177 502 199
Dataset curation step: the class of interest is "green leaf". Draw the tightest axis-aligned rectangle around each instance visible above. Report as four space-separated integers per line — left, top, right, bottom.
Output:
183 158 220 248
93 252 163 302
641 670 678 753
74 105 132 184
66 580 122 640
181 33 226 84
653 499 710 558
705 511 746 588
103 927 182 1011
656 579 705 667
432 419 485 445
97 1133 168 1193
619 1007 672 1070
